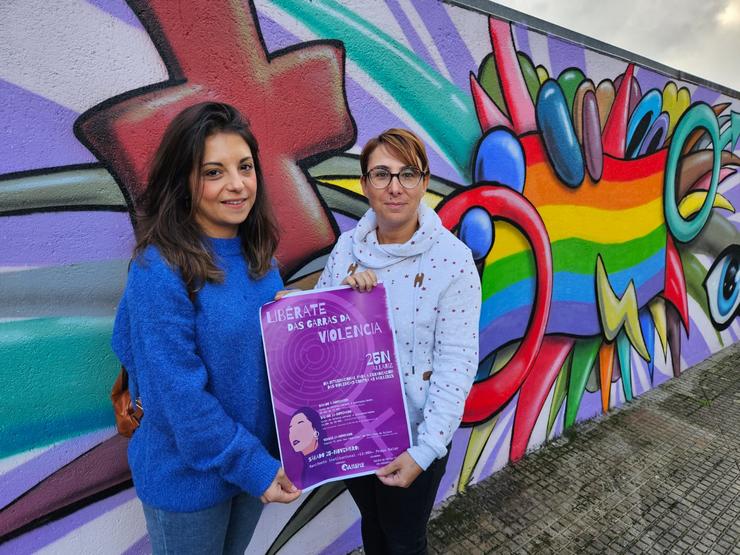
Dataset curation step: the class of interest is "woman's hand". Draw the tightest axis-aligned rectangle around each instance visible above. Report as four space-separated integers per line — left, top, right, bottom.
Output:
260 468 301 504
342 269 378 292
375 451 423 488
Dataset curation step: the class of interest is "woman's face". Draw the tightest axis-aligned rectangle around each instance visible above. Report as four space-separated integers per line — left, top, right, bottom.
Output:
361 143 428 235
192 132 258 238
289 412 319 455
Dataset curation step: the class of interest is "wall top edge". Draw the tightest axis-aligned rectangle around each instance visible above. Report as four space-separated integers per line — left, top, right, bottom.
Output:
444 0 740 98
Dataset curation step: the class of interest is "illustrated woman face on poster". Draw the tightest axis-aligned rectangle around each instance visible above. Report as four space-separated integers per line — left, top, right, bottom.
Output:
288 407 324 456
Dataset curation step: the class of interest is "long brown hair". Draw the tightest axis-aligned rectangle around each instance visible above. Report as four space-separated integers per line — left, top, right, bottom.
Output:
133 102 278 291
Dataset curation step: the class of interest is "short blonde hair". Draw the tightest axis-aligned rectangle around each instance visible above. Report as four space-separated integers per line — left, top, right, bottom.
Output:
360 128 429 175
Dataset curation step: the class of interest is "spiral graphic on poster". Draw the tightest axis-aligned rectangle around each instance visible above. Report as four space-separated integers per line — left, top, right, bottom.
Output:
264 287 392 410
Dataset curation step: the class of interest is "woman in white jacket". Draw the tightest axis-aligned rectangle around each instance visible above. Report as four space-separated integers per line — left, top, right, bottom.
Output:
316 129 481 554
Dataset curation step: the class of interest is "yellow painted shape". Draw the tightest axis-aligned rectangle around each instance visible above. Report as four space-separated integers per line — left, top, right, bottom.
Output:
540 201 664 242
595 255 650 361
484 221 530 267
491 341 519 374
536 65 549 84
458 414 499 493
649 297 668 357
662 82 691 136
678 191 734 218
318 177 443 208
486 199 664 262
458 342 518 492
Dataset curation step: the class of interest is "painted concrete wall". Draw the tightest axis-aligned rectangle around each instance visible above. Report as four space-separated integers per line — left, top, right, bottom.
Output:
2 0 740 553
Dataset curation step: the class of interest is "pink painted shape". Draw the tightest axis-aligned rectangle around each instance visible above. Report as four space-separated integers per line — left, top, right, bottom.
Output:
0 428 115 509
602 64 636 158
509 336 574 462
691 167 736 193
664 235 689 332
469 73 512 131
488 18 536 134
0 488 137 554
0 436 131 538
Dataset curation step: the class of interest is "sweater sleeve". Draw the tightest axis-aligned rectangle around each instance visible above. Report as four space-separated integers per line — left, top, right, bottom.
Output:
125 253 280 497
407 249 482 470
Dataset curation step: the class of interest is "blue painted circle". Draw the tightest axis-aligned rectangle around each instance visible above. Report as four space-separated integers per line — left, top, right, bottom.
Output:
625 89 662 158
473 128 526 193
459 207 494 261
638 112 670 156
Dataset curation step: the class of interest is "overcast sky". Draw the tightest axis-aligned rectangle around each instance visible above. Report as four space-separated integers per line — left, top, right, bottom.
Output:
492 0 740 92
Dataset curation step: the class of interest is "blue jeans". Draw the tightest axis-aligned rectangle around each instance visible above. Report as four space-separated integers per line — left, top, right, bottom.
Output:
142 493 263 555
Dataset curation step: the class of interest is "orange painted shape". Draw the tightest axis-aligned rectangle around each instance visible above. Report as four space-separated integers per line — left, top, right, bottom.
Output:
599 341 615 413
523 162 664 210
519 136 668 211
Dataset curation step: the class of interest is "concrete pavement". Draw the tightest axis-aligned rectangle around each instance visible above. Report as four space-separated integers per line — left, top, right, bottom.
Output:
424 342 740 554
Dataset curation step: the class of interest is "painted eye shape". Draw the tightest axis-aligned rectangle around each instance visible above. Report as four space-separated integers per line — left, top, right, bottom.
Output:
703 244 740 330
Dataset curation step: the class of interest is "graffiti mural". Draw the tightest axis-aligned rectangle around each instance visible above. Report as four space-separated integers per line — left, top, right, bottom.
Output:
2 0 739 553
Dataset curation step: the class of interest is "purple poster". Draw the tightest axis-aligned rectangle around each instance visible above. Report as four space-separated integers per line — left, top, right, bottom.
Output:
260 285 411 490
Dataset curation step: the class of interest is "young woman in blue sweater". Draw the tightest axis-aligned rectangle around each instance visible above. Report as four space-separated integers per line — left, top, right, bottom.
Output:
112 102 300 554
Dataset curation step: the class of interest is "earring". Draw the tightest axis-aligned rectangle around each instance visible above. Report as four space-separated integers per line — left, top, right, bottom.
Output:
313 430 319 439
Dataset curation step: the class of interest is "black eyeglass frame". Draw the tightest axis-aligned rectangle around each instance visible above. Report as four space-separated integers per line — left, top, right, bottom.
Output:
363 166 429 190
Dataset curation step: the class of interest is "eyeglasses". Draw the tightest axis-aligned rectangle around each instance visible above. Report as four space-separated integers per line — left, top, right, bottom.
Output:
364 166 428 189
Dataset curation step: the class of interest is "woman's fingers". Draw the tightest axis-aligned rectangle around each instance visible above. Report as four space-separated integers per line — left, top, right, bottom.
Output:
360 270 378 291
275 489 302 503
277 469 299 493
375 451 422 488
264 485 301 504
343 270 378 292
261 468 302 504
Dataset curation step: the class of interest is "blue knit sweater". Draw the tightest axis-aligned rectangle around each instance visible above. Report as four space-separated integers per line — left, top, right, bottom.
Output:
111 238 282 512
